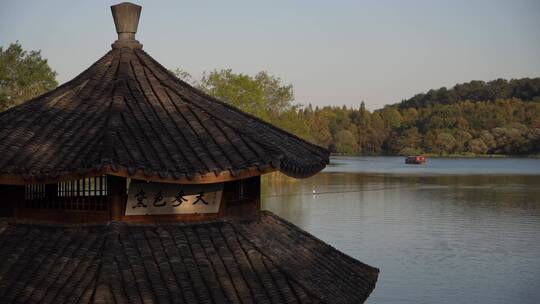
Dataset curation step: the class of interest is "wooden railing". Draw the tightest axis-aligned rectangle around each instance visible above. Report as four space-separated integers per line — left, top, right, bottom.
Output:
23 176 108 211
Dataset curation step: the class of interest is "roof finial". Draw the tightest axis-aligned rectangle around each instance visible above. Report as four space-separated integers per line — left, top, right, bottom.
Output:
111 2 143 49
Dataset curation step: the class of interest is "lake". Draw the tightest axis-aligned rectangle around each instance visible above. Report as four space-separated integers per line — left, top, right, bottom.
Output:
261 156 540 304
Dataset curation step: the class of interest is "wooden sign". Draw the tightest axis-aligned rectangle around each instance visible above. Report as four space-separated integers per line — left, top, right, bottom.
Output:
125 182 223 215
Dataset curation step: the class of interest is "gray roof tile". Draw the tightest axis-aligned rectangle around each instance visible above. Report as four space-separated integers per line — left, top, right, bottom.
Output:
0 211 378 303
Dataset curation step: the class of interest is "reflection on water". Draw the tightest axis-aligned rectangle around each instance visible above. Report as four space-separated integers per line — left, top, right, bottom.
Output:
262 157 540 304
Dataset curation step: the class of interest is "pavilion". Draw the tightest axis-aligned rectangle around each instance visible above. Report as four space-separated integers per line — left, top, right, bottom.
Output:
0 3 378 303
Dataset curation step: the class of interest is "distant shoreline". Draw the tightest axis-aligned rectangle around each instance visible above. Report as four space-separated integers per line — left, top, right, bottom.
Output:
330 153 540 159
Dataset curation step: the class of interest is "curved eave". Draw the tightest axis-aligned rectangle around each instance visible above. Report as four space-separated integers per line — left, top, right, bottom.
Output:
0 158 328 185
0 164 282 185
0 158 329 185
0 156 328 185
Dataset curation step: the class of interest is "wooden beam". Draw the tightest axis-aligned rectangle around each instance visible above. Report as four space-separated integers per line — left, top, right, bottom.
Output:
107 175 126 221
220 176 261 218
16 209 109 223
0 165 277 186
120 213 219 223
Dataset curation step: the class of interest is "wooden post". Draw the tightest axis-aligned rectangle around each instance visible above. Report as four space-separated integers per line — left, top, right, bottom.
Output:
45 183 58 208
107 175 126 221
220 176 261 218
0 184 25 217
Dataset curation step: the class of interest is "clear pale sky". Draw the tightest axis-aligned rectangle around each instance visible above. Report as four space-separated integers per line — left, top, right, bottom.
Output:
1 0 539 110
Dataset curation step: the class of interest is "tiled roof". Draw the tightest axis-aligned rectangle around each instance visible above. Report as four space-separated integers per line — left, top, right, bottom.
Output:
0 48 329 183
0 211 378 303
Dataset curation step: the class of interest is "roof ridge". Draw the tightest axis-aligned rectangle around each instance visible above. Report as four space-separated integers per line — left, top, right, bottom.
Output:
135 61 195 175
102 49 131 168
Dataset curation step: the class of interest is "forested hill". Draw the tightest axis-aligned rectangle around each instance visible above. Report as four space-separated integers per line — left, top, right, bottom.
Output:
396 78 540 109
292 78 540 156
171 71 540 156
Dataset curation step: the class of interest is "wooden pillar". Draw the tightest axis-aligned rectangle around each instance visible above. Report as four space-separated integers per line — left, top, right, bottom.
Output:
243 176 261 212
0 184 25 217
44 184 57 199
220 176 261 218
107 175 126 221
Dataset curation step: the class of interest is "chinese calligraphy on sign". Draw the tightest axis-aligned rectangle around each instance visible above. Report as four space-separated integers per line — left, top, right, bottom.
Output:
126 183 223 215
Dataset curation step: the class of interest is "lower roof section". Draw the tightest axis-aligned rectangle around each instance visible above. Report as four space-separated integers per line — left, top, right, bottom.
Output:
0 211 378 304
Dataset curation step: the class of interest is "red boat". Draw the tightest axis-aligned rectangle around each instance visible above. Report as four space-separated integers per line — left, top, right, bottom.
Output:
405 155 426 164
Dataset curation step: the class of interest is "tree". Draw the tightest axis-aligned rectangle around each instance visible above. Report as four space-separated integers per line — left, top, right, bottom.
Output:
424 131 456 154
398 77 540 109
0 42 58 111
170 68 195 85
480 130 496 152
401 108 419 126
398 147 424 156
370 112 385 130
273 108 312 141
454 130 473 152
388 127 422 153
525 128 540 153
352 101 371 127
309 114 333 148
491 127 527 154
467 138 488 154
362 127 386 155
380 107 403 129
254 71 294 118
334 130 358 154
197 69 294 120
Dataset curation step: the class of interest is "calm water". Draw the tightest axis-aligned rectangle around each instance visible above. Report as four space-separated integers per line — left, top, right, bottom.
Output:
261 156 540 304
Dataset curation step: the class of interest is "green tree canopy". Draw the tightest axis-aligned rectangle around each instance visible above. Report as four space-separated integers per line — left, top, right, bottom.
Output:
196 69 294 120
334 130 358 154
170 68 195 85
398 78 540 109
380 107 403 129
0 42 58 111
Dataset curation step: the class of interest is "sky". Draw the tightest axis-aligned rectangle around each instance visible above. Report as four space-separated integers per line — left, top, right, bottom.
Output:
1 0 539 110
